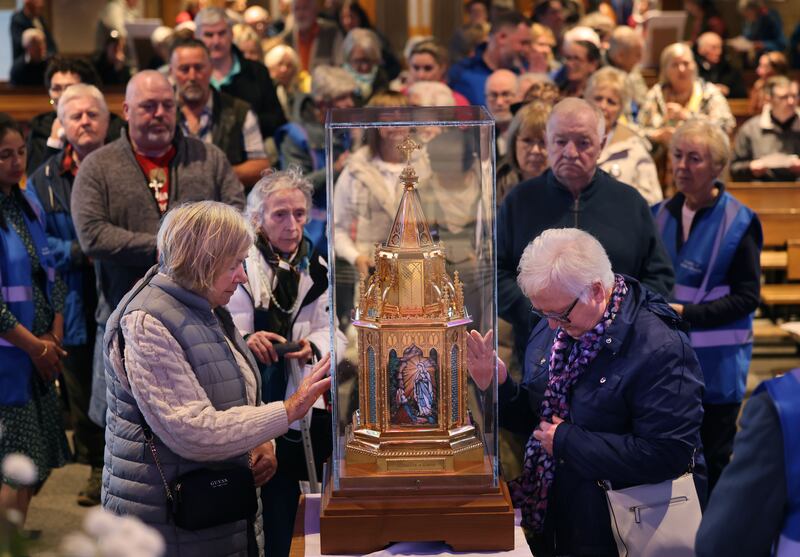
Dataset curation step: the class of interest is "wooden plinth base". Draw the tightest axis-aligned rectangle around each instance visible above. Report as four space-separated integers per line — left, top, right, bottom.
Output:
319 464 515 554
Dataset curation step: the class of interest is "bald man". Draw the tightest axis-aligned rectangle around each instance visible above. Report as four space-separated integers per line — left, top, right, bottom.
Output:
486 69 520 157
71 70 245 426
696 32 747 98
497 98 674 358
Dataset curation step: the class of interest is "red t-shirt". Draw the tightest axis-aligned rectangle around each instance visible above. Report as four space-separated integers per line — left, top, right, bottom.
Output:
134 146 176 215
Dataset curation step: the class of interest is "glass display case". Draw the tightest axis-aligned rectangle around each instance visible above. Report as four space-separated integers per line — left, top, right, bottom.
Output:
320 106 512 553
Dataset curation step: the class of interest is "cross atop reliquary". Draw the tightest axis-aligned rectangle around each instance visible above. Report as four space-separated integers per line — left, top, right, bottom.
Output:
397 135 420 188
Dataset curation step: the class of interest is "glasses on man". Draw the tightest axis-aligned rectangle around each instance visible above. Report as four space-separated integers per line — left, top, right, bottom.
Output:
530 295 581 324
486 91 515 101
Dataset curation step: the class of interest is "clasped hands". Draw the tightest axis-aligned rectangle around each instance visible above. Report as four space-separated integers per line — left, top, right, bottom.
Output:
32 330 68 382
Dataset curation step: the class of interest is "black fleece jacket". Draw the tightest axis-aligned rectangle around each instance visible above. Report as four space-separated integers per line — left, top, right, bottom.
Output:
497 169 675 353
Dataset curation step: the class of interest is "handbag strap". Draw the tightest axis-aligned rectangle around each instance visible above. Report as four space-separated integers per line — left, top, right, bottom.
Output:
116 323 175 505
599 448 697 492
112 274 176 505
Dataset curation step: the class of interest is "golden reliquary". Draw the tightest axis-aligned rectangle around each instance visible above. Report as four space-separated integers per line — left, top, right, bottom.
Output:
321 134 513 555
345 136 485 476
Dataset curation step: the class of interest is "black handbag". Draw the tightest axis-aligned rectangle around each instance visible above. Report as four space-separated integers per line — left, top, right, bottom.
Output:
141 420 258 531
172 469 256 530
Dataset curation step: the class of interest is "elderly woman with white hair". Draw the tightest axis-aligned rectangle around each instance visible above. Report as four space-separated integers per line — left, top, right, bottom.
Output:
102 201 331 557
342 27 388 103
228 169 346 557
584 66 662 205
10 27 48 86
653 118 762 496
467 227 705 556
637 42 734 150
265 44 307 118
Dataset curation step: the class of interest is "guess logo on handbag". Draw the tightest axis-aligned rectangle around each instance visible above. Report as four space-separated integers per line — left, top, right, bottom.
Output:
209 478 229 488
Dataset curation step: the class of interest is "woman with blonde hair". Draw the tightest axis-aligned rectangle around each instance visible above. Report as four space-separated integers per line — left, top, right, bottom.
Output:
232 22 263 63
653 118 761 495
102 200 331 556
637 42 734 150
585 67 662 204
528 23 557 73
264 44 308 118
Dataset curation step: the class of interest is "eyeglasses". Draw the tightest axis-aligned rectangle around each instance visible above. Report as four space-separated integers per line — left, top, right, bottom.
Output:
487 91 515 101
530 295 581 324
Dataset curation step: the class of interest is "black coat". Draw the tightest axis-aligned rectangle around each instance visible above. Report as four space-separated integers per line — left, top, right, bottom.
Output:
10 9 57 60
695 53 748 99
695 391 786 557
9 56 47 87
497 169 675 355
220 47 287 140
500 278 706 556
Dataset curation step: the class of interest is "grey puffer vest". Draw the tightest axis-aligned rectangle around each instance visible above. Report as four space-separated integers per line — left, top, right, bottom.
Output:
102 266 262 557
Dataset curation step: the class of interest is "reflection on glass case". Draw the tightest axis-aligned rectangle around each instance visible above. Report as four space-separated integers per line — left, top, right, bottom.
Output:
321 106 512 554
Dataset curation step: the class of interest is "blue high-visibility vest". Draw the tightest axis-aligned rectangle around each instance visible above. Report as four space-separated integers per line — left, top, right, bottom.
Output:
0 191 56 405
654 191 759 404
756 368 800 556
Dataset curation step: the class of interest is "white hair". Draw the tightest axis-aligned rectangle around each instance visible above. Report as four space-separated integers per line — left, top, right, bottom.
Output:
150 26 174 48
659 43 697 85
175 20 196 35
563 26 601 48
407 81 455 106
585 66 630 108
546 97 606 144
22 27 45 48
265 44 299 71
517 228 614 301
311 65 357 101
343 28 381 63
245 167 313 231
697 31 722 52
194 7 232 33
57 84 109 123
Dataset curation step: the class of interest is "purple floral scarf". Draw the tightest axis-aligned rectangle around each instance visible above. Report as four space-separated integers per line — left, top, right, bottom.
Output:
508 274 628 532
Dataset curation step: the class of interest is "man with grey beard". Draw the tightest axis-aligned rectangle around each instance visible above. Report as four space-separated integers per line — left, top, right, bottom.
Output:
170 38 268 190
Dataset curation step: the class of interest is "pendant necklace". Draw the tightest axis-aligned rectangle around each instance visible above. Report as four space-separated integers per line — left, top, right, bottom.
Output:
260 259 302 315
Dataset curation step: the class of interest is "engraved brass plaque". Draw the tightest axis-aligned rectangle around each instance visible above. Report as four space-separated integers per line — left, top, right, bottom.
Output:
385 458 446 472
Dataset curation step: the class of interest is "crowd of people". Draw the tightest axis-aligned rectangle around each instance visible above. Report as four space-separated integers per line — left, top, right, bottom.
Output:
2 0 799 556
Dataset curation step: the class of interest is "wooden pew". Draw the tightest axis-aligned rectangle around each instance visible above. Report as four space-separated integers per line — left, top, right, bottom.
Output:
0 86 125 124
728 98 754 128
727 182 800 213
761 240 800 306
757 210 800 249
727 183 800 268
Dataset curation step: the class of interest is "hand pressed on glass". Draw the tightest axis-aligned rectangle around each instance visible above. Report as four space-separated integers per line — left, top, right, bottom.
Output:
465 329 508 391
